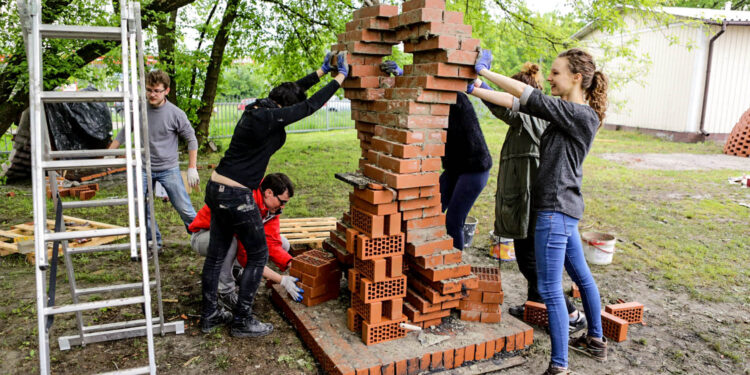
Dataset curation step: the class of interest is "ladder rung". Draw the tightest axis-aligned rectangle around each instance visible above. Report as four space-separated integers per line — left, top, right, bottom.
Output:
40 91 126 103
58 320 184 350
62 198 129 209
98 366 151 375
49 149 139 159
39 24 123 40
66 243 136 255
45 227 134 242
42 158 128 170
75 281 156 296
81 317 165 334
44 296 146 315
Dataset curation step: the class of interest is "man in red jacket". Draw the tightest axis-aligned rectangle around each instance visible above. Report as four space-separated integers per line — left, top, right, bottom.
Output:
189 173 303 309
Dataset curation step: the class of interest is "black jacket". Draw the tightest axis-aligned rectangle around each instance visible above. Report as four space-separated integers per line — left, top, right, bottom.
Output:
215 72 340 189
442 92 493 173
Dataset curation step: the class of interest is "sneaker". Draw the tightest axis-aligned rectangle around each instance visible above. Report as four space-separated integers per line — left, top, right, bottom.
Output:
218 290 238 311
569 334 607 361
201 307 233 333
569 311 587 335
542 364 570 375
230 315 274 338
509 304 525 319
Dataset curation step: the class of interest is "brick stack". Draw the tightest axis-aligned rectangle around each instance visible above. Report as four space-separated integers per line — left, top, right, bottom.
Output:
723 106 750 157
331 0 481 337
46 182 98 200
289 250 341 307
457 266 503 323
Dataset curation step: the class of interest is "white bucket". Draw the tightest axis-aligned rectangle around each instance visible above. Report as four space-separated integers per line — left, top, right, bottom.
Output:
581 232 616 265
462 216 478 248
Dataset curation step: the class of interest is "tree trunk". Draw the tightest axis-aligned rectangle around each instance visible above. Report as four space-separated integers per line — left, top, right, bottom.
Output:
0 0 196 138
156 9 179 104
194 0 240 149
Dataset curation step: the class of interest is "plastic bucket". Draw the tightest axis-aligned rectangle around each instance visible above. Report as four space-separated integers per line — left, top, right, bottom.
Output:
489 230 516 261
462 216 478 248
581 232 616 265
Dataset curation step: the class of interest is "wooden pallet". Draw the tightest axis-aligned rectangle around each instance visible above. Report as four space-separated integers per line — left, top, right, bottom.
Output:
0 215 127 264
279 217 337 247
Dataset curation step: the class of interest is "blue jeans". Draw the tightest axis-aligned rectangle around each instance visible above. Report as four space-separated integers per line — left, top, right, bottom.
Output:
143 167 197 244
440 169 490 249
535 211 603 368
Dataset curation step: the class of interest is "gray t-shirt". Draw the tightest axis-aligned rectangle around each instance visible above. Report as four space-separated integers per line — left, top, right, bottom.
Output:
116 100 197 171
512 86 599 220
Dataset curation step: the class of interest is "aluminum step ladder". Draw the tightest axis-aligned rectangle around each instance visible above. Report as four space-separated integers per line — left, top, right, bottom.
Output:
19 1 184 374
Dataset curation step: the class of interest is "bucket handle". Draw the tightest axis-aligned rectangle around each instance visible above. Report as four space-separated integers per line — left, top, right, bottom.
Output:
588 241 615 254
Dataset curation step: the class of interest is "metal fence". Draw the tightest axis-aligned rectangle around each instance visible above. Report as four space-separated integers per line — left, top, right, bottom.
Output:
0 124 18 156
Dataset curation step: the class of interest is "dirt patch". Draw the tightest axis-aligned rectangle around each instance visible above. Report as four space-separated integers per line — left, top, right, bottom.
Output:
599 153 750 171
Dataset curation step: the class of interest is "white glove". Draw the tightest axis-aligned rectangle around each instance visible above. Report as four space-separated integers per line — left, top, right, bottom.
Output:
280 276 304 302
186 167 200 187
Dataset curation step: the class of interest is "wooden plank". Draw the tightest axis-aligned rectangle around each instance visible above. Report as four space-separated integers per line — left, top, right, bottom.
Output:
280 217 336 223
282 232 331 239
0 230 25 239
61 215 123 229
279 226 336 233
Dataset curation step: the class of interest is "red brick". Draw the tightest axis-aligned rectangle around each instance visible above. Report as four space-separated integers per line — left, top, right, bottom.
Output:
395 359 407 375
404 35 459 52
523 301 549 327
401 208 422 221
505 333 515 351
362 316 407 345
496 337 505 352
403 301 450 323
346 228 359 254
430 351 443 370
384 88 458 104
605 301 644 324
345 88 386 101
289 267 341 287
381 362 395 375
300 287 338 307
78 190 96 200
454 347 464 367
459 38 480 51
356 233 405 260
402 0 446 12
396 22 472 41
482 291 503 304
359 275 407 303
420 354 430 371
290 252 338 277
481 312 502 323
474 342 486 360
458 300 500 313
515 332 525 350
442 348 454 369
348 268 361 295
381 114 449 129
441 299 459 309
409 261 471 281
368 365 382 375
374 126 424 144
406 236 453 256
601 310 629 342
330 229 347 249
409 252 443 269
383 298 403 320
403 214 446 230
443 249 462 264
371 151 421 174
393 8 444 28
353 4 399 19
364 164 440 189
398 188 422 201
406 288 441 313
524 327 534 347
464 289 482 302
347 55 385 66
343 76 382 89
395 75 467 92
298 278 340 299
387 255 403 277
420 185 440 197
407 276 465 304
350 206 385 237
485 339 496 358
355 257 388 282
473 266 502 292
347 307 363 332
350 64 387 78
386 212 402 236
350 193 399 216
413 49 479 66
399 194 440 212
406 358 420 375
460 310 480 322
443 11 464 24
351 293 383 324
427 274 479 295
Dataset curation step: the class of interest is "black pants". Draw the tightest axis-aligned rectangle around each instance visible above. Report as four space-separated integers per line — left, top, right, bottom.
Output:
513 216 577 314
201 180 268 321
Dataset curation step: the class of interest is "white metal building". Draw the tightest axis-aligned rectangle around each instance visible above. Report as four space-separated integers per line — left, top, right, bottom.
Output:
573 6 750 141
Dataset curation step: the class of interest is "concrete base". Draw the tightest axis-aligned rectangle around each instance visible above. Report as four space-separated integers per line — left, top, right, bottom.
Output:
271 284 533 375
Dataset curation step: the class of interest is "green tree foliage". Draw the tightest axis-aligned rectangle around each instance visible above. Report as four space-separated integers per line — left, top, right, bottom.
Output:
216 64 268 100
671 0 748 10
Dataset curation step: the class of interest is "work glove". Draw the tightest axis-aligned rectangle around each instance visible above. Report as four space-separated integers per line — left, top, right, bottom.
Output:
320 52 334 74
380 61 403 76
474 49 493 73
474 78 492 91
280 276 304 302
466 81 476 94
186 167 200 187
336 52 349 78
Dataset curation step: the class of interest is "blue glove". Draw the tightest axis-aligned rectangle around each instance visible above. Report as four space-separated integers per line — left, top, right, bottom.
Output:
466 81 475 94
281 276 304 302
475 49 492 73
380 61 403 76
337 52 349 77
479 81 492 90
320 52 334 73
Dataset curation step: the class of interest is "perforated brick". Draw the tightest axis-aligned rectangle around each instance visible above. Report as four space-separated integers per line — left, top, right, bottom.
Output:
523 301 548 327
605 302 644 324
348 268 362 295
601 311 629 342
347 307 363 333
351 206 385 237
359 275 407 303
724 107 750 157
351 292 383 324
362 317 407 345
290 254 338 277
356 233 405 260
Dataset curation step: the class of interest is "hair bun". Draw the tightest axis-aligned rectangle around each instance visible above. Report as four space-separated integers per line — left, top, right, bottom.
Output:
521 62 540 76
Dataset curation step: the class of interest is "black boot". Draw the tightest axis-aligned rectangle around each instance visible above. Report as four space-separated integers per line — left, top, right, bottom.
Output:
201 307 233 333
231 264 272 337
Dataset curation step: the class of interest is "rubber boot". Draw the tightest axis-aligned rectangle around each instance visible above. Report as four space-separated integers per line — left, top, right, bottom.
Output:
231 264 273 338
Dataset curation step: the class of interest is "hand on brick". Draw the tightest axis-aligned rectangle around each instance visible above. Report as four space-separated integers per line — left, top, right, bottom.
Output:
336 52 349 78
320 52 334 74
281 276 304 302
474 49 493 73
380 61 403 76
466 81 476 94
186 167 200 187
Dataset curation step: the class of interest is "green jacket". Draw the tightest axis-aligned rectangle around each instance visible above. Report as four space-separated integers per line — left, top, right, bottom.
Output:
487 103 548 239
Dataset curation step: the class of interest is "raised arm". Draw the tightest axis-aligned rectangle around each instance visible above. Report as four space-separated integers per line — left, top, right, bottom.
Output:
474 49 528 98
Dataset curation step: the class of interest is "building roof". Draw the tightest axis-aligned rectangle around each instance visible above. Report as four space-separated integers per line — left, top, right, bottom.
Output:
572 6 750 40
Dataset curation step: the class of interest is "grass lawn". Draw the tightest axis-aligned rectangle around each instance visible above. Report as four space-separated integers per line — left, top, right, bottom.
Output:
0 118 748 373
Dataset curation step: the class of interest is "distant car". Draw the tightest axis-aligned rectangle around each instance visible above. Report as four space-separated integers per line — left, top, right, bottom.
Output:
237 98 256 111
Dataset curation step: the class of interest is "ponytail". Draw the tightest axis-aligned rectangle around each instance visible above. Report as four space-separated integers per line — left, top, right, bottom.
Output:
586 70 608 127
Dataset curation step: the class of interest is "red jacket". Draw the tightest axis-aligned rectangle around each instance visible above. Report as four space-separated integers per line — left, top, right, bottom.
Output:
188 189 291 271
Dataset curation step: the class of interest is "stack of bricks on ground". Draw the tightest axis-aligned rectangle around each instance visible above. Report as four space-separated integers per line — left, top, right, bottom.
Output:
319 0 486 345
289 249 341 307
724 106 750 157
46 179 99 201
456 266 503 323
523 289 645 343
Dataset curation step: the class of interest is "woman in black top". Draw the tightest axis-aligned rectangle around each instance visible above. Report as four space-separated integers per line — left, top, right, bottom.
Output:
468 49 609 375
200 52 348 338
